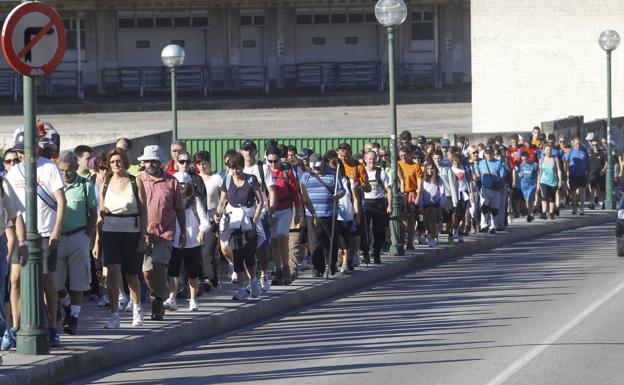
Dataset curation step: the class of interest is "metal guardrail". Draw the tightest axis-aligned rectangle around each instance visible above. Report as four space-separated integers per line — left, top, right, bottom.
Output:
380 62 437 90
231 66 268 95
42 70 83 98
280 61 383 93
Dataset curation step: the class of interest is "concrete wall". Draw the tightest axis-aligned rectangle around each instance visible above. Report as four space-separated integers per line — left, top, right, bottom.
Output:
472 0 624 133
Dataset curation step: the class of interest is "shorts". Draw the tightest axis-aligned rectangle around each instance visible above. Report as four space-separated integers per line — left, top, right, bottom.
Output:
230 230 257 273
455 199 468 217
271 208 293 238
589 173 606 191
41 237 58 274
101 231 142 275
143 240 172 272
569 175 587 190
480 187 501 210
168 246 202 279
336 220 353 250
540 184 557 202
53 232 91 292
521 187 536 202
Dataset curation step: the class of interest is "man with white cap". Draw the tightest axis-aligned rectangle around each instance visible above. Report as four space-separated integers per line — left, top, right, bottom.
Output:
136 145 186 321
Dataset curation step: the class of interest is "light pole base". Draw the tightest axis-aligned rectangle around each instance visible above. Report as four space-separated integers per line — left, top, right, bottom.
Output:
17 327 49 355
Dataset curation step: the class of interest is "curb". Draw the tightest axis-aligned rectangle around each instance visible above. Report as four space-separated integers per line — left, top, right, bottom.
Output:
1 212 613 385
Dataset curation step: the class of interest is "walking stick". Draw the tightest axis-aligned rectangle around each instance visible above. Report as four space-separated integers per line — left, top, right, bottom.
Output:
327 163 340 280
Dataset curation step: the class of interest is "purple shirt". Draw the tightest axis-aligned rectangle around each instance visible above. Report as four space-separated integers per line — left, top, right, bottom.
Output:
137 171 184 243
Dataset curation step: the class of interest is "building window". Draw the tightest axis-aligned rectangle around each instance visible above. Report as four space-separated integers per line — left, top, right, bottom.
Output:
192 17 208 27
242 40 256 48
366 13 376 22
137 18 154 28
171 39 185 47
136 40 150 48
240 15 252 25
156 17 172 27
345 36 358 45
174 17 190 27
314 14 329 24
118 18 135 28
348 14 364 23
63 17 86 50
411 11 434 40
296 14 312 24
253 15 265 26
331 14 346 23
312 37 326 45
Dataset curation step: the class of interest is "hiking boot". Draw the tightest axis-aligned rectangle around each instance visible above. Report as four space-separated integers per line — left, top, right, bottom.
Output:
151 298 165 321
63 315 78 335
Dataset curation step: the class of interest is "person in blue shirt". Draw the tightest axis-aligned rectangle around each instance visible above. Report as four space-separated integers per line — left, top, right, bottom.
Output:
516 151 538 222
475 147 505 233
563 136 589 215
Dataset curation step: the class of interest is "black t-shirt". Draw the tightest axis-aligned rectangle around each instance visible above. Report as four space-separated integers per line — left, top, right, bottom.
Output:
220 173 259 208
587 150 606 175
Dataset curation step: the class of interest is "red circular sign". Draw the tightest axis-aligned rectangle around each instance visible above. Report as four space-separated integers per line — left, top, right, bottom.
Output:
1 2 66 77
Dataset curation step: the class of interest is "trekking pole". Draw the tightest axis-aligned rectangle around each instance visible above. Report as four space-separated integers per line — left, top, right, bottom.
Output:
327 163 340 280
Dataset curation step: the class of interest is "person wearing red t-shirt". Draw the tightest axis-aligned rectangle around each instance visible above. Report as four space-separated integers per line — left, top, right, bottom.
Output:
266 146 301 285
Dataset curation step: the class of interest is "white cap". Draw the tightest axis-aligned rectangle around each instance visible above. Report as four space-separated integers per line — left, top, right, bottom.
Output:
173 171 192 184
586 132 596 141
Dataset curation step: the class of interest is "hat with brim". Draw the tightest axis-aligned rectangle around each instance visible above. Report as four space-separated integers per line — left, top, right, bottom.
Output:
137 145 164 162
173 171 192 184
296 148 313 160
309 153 322 168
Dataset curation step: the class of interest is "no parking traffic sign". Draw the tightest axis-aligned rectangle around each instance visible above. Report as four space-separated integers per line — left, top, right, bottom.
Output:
1 2 66 77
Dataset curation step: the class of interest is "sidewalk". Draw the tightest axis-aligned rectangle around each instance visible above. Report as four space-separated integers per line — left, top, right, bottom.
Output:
0 211 613 385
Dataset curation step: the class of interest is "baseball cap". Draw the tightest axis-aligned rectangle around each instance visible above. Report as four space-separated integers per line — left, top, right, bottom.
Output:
585 132 596 141
416 135 427 144
240 140 257 151
173 171 192 184
296 148 313 160
441 139 450 148
484 146 493 154
308 153 322 168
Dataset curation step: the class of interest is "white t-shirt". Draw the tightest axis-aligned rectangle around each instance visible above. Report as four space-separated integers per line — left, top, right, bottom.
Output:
244 161 274 212
364 168 390 200
203 174 223 215
6 157 64 237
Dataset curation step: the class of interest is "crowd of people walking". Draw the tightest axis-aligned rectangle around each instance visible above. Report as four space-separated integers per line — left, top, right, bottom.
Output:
0 122 618 350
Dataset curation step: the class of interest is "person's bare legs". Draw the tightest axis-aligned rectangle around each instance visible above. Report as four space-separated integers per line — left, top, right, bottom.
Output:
106 265 122 313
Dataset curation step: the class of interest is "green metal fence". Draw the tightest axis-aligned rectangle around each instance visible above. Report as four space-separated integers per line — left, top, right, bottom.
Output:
183 137 391 172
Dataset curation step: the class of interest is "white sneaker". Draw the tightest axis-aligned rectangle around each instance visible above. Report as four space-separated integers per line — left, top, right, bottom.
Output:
188 300 199 312
104 314 120 329
231 271 238 284
232 287 249 301
97 295 110 308
132 308 144 326
125 299 134 312
260 275 270 293
250 278 260 298
163 298 178 311
118 292 129 309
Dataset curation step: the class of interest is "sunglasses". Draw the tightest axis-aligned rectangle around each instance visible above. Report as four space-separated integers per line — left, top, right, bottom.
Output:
267 159 280 164
178 159 189 164
3 158 19 165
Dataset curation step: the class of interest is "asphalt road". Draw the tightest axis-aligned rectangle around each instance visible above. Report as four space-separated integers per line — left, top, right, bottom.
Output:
71 223 624 385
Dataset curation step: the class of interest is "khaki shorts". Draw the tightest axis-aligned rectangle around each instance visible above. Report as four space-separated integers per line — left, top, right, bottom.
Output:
53 232 91 292
142 241 172 272
271 208 293 238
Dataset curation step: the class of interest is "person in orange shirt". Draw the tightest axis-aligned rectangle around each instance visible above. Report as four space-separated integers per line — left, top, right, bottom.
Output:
337 143 370 266
531 126 542 148
398 146 423 249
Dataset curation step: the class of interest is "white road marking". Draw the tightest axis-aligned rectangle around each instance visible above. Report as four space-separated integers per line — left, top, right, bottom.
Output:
484 280 624 385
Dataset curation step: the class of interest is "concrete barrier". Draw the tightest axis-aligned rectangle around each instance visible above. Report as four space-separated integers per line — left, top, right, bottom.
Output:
0 211 613 385
79 130 172 162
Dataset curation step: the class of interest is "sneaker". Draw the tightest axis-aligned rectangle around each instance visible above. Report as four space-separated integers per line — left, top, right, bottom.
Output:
250 278 260 298
189 300 199 312
104 314 121 329
579 208 585 216
48 328 61 348
1 327 16 350
488 227 496 234
230 271 238 284
271 267 284 286
458 234 465 243
232 287 249 301
151 298 165 321
63 315 78 335
97 295 110 308
132 307 144 326
479 227 489 233
118 292 129 310
163 298 178 311
125 299 134 312
362 252 371 264
260 275 271 293
539 213 548 220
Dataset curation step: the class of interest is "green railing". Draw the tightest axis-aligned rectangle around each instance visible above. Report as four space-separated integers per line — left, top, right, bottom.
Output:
183 137 391 172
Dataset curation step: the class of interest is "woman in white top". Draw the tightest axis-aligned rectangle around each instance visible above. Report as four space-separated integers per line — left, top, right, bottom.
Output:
93 148 147 329
362 151 392 264
166 172 210 312
194 151 221 289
